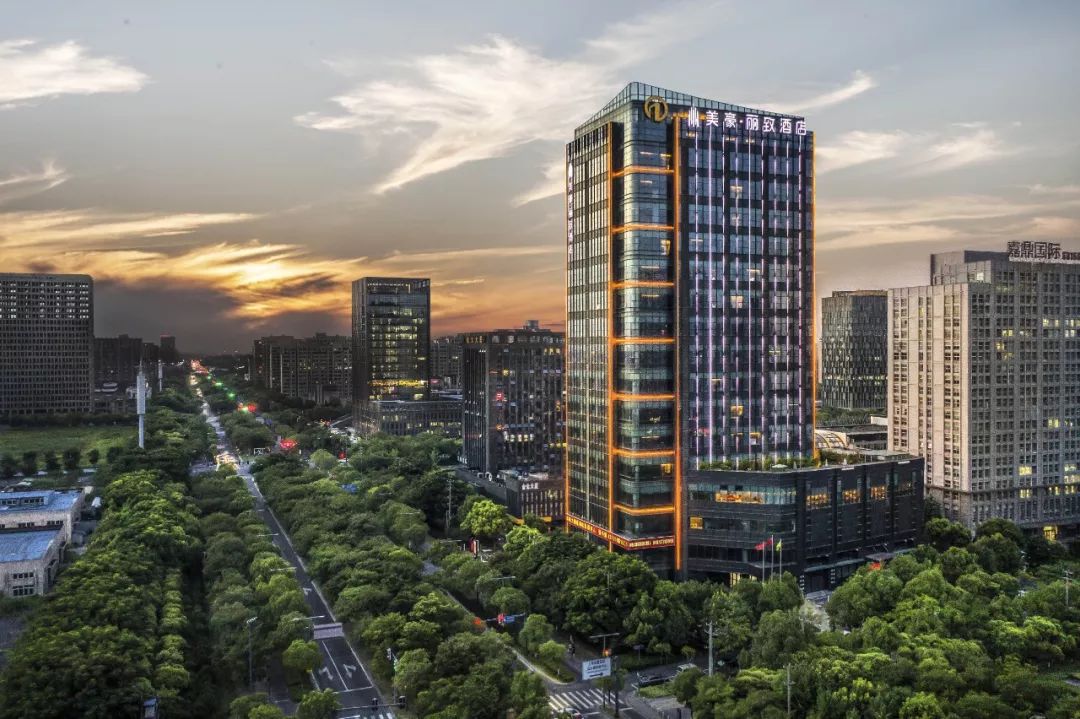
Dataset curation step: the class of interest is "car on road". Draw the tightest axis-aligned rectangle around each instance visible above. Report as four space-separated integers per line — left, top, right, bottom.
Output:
676 662 698 674
634 672 666 688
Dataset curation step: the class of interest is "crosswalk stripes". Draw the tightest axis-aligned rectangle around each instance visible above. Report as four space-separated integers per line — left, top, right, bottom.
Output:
548 687 609 711
336 713 394 719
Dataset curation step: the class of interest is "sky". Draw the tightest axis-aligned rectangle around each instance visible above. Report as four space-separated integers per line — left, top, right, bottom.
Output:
1 1 1078 353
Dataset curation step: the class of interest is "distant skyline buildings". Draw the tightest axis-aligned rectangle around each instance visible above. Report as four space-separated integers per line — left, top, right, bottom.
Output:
252 332 351 406
820 290 888 411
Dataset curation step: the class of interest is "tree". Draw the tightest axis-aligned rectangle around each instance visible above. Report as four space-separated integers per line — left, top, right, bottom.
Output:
925 518 970 552
748 609 817 669
309 448 337 472
972 534 1022 575
248 706 287 719
509 671 549 719
974 518 1025 547
62 446 81 471
43 450 60 474
393 648 433 702
672 667 703 704
19 451 37 477
705 589 754 661
460 498 511 542
296 689 339 719
0 453 16 479
518 614 554 655
491 586 529 616
86 447 101 466
940 547 979 583
560 551 657 636
899 692 946 719
537 639 565 668
229 694 273 719
106 445 123 463
282 639 321 678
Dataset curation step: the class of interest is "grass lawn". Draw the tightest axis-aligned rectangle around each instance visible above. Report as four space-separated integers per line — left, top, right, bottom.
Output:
638 681 674 699
0 425 134 465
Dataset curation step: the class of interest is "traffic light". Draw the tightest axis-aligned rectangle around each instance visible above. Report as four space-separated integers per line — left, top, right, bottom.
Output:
603 647 611 657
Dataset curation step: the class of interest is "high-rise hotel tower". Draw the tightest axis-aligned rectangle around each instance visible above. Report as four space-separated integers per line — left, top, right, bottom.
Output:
565 84 815 573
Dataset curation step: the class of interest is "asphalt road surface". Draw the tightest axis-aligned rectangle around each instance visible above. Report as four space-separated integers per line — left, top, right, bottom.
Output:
202 404 396 719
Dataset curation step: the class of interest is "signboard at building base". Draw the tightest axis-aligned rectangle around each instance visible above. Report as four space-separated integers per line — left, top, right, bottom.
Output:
581 657 612 681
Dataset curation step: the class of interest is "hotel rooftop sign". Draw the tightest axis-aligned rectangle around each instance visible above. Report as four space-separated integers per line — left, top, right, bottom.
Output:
644 95 808 135
1007 241 1080 264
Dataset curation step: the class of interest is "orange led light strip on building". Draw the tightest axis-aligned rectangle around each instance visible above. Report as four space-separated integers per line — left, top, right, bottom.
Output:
613 503 675 516
672 116 683 572
611 281 674 290
611 165 674 178
613 337 674 345
606 122 616 551
611 224 674 234
612 393 675 402
612 448 675 458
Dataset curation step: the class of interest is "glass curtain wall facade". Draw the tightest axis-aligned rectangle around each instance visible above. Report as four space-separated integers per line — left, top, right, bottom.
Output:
351 278 431 426
565 83 815 574
820 290 888 410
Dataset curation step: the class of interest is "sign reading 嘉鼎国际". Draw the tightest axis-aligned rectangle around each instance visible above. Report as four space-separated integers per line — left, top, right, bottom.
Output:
1007 241 1080 264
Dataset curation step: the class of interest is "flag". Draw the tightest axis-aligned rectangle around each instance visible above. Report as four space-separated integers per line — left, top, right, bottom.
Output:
775 539 783 551
754 537 774 551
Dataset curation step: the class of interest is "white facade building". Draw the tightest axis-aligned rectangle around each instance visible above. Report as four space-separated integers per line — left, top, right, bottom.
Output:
888 247 1080 539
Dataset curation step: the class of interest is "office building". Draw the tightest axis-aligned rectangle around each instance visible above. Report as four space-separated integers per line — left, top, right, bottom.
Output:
462 322 564 476
252 333 351 405
94 334 145 389
0 273 94 418
431 334 464 390
0 490 84 546
355 397 461 437
889 245 1080 539
565 84 815 574
820 290 888 410
159 335 178 362
498 469 565 524
685 458 923 591
352 277 432 432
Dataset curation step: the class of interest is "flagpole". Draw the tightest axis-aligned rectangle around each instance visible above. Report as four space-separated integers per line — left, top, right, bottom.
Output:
779 542 783 576
770 535 775 578
761 540 765 582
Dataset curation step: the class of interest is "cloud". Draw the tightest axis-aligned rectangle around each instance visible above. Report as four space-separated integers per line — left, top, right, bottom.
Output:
513 159 566 207
0 160 69 203
0 39 148 105
296 3 726 195
816 131 910 173
0 209 258 251
817 190 1080 252
817 124 1014 174
0 204 563 325
910 127 1011 174
759 70 876 114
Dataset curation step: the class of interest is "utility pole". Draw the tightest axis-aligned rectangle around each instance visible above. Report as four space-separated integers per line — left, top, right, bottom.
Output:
704 620 719 676
446 472 453 531
785 663 793 718
246 617 257 690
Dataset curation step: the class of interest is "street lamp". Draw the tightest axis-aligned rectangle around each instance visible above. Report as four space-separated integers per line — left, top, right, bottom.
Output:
246 616 258 690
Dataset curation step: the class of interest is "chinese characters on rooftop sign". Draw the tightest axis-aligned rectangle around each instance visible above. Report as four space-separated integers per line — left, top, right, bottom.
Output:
651 96 807 136
1007 241 1080 264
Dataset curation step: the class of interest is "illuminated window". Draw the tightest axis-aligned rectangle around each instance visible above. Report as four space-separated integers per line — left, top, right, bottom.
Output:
689 516 703 530
1019 488 1032 499
806 492 830 509
1018 465 1033 476
869 485 887 501
1044 525 1058 541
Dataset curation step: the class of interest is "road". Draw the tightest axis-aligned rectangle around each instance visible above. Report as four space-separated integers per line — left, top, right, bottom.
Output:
201 403 395 719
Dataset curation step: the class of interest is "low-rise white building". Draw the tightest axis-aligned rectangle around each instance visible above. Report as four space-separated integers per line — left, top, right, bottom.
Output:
0 530 61 596
0 490 83 545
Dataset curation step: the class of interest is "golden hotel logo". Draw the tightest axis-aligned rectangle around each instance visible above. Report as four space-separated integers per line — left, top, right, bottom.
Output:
643 95 669 122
